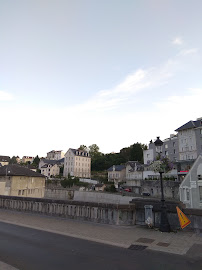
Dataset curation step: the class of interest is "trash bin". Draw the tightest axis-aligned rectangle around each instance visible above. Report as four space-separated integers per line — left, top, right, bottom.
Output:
144 205 153 228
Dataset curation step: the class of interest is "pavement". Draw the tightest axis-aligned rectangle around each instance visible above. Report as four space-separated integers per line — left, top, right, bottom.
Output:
0 209 201 258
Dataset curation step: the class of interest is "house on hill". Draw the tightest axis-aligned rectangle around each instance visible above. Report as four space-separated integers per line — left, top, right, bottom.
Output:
0 156 10 166
0 165 45 198
107 165 126 188
63 148 91 178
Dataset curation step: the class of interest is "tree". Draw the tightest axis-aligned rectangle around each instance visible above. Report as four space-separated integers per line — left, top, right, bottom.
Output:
79 145 88 151
89 144 101 159
9 156 17 164
32 155 40 167
129 143 144 163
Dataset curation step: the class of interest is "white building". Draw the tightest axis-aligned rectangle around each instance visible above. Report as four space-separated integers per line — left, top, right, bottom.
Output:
180 155 202 209
41 163 60 178
46 150 64 160
63 148 91 178
175 117 202 161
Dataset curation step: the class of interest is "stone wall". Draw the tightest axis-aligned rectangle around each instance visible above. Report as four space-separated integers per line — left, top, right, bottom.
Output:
0 195 135 226
45 188 136 204
140 180 180 200
130 198 202 232
0 195 201 231
45 188 74 200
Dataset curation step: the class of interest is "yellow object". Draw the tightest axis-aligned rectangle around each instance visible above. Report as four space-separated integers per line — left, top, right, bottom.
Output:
176 207 191 229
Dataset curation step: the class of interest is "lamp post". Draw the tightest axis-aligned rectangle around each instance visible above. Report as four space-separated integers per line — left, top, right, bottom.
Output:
154 137 170 232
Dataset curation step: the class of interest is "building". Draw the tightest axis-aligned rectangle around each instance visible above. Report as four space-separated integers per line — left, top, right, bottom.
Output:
179 155 202 209
95 183 106 192
143 134 178 165
46 150 64 160
39 158 63 170
107 165 126 188
21 156 34 164
175 117 202 161
125 161 143 186
0 165 45 198
0 156 10 166
41 163 60 178
63 148 91 178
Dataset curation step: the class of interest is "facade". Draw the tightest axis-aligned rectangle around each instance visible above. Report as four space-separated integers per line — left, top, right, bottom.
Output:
46 150 64 160
0 156 10 166
41 163 60 178
0 165 45 198
21 156 34 164
39 158 64 170
125 161 143 187
179 155 202 209
107 165 126 188
63 148 91 178
144 134 178 165
175 117 202 161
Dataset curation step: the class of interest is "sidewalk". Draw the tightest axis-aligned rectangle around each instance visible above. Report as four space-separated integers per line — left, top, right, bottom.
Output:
0 209 201 257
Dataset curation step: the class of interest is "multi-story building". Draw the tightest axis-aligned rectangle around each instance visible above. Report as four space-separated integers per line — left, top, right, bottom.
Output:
63 148 91 178
41 163 60 178
175 117 202 161
143 134 178 165
46 150 64 160
0 165 45 198
107 165 126 188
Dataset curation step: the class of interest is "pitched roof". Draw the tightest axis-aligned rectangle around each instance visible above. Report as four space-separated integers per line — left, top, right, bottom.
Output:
0 165 45 177
68 148 90 158
175 119 202 132
126 161 144 171
107 165 125 171
40 159 58 165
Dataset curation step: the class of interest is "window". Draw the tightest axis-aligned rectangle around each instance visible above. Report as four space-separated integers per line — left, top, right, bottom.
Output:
174 149 176 154
18 190 21 195
165 144 168 149
165 151 168 156
199 186 202 202
186 189 190 201
173 142 175 147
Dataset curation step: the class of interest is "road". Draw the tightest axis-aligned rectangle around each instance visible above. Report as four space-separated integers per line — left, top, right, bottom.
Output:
0 221 201 270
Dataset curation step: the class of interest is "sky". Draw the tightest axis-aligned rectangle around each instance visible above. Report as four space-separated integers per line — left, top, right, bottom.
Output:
0 0 202 158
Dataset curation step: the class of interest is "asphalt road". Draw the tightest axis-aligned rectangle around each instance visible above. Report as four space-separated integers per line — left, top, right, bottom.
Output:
0 221 201 270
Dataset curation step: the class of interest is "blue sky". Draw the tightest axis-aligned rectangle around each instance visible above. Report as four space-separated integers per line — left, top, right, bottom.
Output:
0 0 202 158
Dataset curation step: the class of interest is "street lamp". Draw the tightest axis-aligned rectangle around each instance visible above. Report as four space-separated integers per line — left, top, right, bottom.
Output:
154 137 170 232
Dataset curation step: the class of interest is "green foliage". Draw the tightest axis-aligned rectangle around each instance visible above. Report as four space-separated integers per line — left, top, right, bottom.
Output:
9 156 18 164
32 155 40 167
60 165 64 175
79 145 88 151
60 174 88 188
89 142 145 171
105 184 117 193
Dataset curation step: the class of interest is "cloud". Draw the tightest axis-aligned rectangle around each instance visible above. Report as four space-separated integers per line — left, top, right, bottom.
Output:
172 37 183 45
178 48 198 56
0 91 13 101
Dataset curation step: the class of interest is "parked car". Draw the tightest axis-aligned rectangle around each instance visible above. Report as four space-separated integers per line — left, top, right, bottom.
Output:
124 188 132 192
142 192 150 196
